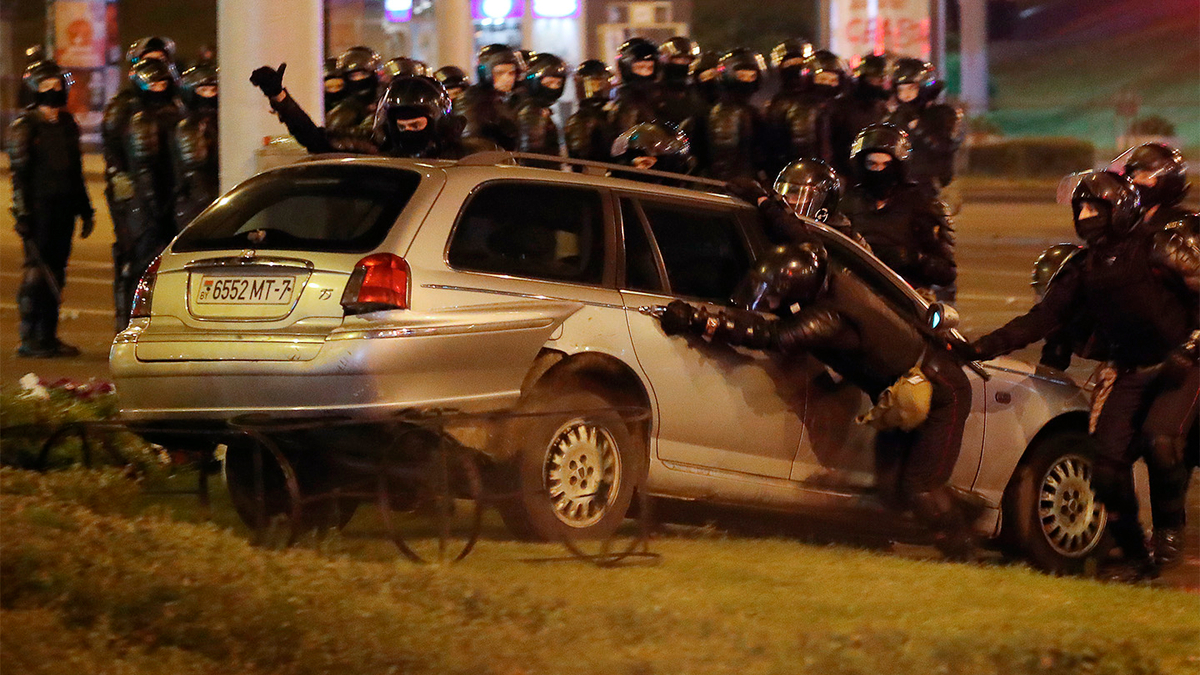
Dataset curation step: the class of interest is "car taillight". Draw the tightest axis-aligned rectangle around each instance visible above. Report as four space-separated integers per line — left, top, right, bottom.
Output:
340 253 410 314
129 256 162 319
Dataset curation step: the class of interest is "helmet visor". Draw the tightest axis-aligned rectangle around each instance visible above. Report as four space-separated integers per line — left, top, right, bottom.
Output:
777 184 826 219
730 276 776 312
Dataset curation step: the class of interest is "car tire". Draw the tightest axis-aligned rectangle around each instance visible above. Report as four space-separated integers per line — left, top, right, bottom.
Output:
490 390 645 542
224 442 358 533
1002 430 1109 574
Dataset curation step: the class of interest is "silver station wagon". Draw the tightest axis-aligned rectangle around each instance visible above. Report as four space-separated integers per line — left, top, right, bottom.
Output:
111 153 1104 571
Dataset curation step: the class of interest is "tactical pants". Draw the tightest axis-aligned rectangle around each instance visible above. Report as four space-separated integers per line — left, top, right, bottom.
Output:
1142 365 1200 530
1090 368 1159 558
18 199 75 348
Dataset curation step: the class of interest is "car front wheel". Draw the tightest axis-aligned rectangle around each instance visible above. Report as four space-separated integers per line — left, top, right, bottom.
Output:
1002 430 1109 573
491 390 644 542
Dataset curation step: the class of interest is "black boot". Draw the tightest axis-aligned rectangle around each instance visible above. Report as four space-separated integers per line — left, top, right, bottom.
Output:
1098 514 1158 583
36 312 79 358
1152 527 1185 569
911 487 978 562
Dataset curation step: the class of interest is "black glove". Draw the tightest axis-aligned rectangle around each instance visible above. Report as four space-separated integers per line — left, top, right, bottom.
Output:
659 300 700 335
249 63 287 98
726 177 770 205
80 213 94 239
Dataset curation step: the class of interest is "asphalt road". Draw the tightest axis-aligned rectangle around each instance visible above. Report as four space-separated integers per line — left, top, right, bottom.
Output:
0 173 1195 587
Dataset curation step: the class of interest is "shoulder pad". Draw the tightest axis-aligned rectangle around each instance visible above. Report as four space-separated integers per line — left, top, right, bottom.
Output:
1165 212 1199 237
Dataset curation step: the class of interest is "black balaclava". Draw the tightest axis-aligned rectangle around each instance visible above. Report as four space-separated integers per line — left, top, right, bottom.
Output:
1073 200 1113 245
36 79 68 108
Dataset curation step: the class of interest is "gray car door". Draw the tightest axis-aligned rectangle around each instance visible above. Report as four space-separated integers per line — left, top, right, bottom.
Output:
617 194 808 480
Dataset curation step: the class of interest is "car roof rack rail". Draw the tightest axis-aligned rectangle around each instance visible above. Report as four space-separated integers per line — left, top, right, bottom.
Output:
457 151 733 194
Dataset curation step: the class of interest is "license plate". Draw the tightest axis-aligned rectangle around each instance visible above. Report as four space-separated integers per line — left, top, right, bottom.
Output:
195 275 296 305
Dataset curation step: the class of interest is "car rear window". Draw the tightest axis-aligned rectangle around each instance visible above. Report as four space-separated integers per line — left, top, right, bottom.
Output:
172 164 421 253
447 181 606 284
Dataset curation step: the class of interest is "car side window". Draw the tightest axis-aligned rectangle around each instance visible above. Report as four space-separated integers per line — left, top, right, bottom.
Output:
638 200 751 302
448 182 606 285
620 198 665 293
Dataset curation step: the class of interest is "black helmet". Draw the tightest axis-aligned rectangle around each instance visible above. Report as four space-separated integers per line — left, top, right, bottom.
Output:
732 243 829 312
337 46 381 98
476 44 524 90
1030 243 1083 299
127 36 176 66
852 123 911 195
660 36 700 83
433 65 469 92
805 49 848 94
892 57 939 104
24 44 47 67
180 63 218 109
130 57 178 103
1071 170 1142 244
718 48 766 97
23 59 71 108
379 57 431 84
1121 143 1190 208
851 123 911 163
854 53 893 99
692 50 722 104
574 59 614 103
774 159 842 222
522 52 568 106
617 37 659 84
611 123 693 174
771 38 814 88
373 76 451 157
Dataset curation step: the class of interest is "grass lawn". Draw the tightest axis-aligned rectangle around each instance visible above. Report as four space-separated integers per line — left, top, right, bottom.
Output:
2 467 1198 675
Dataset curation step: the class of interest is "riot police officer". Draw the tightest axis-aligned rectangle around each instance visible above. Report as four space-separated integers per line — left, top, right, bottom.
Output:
251 64 472 159
656 37 705 137
841 124 956 295
657 243 978 558
565 60 617 162
706 48 768 181
764 38 821 176
103 36 176 331
1120 143 1194 232
122 57 184 328
819 53 892 177
323 57 347 113
610 122 693 174
461 44 523 150
328 46 382 131
433 65 470 110
727 159 862 248
886 58 962 200
1029 243 1095 371
516 53 566 155
610 38 661 135
173 63 219 229
971 171 1200 581
8 60 93 357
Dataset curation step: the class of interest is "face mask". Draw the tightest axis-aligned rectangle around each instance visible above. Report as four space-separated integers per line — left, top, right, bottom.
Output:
857 79 890 101
1131 182 1165 209
663 62 690 83
862 163 901 198
1073 202 1112 244
37 87 67 108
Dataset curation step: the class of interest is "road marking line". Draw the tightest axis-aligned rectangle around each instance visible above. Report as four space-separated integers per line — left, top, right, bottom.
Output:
0 302 112 317
0 272 111 285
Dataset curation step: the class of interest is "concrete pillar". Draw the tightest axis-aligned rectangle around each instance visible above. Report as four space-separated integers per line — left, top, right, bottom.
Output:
436 0 474 72
959 0 988 115
218 0 324 192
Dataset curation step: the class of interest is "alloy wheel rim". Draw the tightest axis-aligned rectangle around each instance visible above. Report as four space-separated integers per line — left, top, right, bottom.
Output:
1038 453 1106 557
543 419 621 528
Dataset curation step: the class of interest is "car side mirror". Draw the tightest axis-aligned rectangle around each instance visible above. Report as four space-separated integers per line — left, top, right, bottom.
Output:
927 302 959 331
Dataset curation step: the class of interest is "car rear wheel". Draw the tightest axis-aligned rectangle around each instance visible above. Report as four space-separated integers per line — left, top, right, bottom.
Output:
490 390 644 542
1002 430 1108 573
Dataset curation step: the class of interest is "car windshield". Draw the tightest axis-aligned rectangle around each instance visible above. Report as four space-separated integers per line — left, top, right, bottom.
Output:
173 164 421 253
